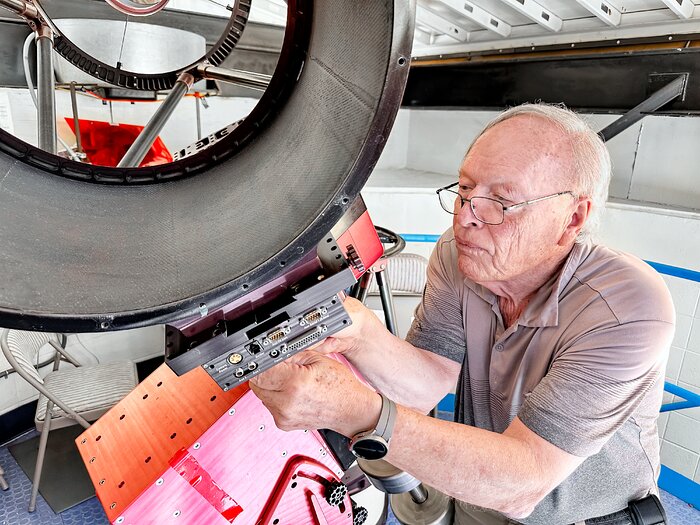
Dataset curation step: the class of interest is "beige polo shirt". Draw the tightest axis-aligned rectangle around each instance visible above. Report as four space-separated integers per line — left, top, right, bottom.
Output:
406 230 675 525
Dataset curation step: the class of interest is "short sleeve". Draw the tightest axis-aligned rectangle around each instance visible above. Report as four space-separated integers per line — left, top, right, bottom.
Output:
405 231 466 364
518 319 674 457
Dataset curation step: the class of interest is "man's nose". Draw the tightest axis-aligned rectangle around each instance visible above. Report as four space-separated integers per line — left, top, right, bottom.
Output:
455 197 482 228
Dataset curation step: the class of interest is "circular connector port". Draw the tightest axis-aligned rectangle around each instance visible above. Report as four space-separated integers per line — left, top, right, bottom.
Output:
248 362 258 371
228 353 243 365
234 368 244 378
270 349 280 358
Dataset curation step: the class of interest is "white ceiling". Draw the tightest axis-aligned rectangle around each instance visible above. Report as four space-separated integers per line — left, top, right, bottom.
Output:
413 0 700 56
161 1 700 57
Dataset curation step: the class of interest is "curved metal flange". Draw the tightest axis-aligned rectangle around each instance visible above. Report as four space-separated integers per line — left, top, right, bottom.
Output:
0 0 415 331
0 0 305 185
47 0 251 91
105 0 171 17
390 486 454 525
356 459 423 494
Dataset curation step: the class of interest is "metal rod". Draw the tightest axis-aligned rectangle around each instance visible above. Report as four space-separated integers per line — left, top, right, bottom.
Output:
0 0 39 18
36 25 56 154
69 82 83 154
197 64 271 91
22 33 80 161
409 484 429 504
196 95 202 141
118 72 194 168
599 74 687 142
353 272 373 304
375 269 399 336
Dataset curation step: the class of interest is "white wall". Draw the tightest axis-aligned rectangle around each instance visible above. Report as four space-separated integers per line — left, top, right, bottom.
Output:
0 87 259 159
367 107 700 484
0 326 164 416
385 108 700 213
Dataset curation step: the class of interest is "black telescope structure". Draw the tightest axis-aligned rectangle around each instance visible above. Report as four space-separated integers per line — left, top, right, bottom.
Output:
0 0 415 332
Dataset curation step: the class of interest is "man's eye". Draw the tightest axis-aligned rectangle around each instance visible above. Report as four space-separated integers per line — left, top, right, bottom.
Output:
494 194 513 204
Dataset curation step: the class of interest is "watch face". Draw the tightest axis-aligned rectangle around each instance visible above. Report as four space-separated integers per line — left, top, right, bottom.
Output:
351 437 388 461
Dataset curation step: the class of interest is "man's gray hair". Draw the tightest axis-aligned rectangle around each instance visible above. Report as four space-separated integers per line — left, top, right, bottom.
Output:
466 103 611 242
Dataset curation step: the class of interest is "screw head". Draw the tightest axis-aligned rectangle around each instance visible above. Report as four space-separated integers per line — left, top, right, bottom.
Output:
228 408 236 416
156 478 164 486
173 510 181 517
116 518 125 524
259 425 265 431
193 442 201 450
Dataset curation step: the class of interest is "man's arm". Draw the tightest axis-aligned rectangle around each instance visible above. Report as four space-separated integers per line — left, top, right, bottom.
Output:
250 350 584 519
387 409 585 519
320 297 460 413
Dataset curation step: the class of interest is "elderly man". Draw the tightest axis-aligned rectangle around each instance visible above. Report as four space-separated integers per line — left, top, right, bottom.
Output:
250 104 674 525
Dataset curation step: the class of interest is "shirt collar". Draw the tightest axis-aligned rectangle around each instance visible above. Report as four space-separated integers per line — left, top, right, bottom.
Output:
462 242 590 329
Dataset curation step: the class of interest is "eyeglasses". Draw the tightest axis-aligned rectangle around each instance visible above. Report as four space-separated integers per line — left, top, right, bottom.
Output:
436 182 575 225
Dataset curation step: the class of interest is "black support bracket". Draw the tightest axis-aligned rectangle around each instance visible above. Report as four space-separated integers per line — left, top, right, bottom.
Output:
599 73 688 142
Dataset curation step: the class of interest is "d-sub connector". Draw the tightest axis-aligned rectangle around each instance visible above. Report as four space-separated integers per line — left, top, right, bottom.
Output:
300 307 327 326
264 326 290 345
286 325 328 353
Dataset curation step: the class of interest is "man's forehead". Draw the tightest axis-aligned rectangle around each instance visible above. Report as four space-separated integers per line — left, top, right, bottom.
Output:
461 116 572 186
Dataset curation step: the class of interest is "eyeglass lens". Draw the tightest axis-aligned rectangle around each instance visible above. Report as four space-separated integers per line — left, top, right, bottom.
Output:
439 190 503 224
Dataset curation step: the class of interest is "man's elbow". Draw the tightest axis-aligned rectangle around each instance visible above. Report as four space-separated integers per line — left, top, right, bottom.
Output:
494 487 549 519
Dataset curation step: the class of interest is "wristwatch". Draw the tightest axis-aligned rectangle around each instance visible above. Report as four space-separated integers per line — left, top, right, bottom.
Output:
349 393 397 461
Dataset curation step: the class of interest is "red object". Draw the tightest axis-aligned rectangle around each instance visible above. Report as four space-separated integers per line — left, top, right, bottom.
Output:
169 449 243 523
336 210 384 279
77 362 355 525
109 389 351 524
64 118 173 167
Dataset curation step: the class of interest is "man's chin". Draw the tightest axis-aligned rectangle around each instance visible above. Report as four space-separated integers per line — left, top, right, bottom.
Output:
457 257 489 282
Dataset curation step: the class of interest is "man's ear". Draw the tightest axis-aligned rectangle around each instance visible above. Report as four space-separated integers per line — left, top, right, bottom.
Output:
559 197 592 245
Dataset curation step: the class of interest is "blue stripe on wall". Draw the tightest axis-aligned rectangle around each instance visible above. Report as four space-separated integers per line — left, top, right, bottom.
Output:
438 393 455 412
644 261 700 283
662 382 700 412
399 233 441 243
659 466 700 508
398 234 700 283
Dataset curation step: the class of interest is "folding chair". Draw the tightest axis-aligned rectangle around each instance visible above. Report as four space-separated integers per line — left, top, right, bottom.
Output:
0 463 8 490
0 329 138 512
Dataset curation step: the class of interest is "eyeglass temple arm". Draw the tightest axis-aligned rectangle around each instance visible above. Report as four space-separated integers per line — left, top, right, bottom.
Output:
505 191 574 211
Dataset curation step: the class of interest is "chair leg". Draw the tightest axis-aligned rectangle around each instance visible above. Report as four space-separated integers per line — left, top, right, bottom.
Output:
29 400 54 512
0 464 9 491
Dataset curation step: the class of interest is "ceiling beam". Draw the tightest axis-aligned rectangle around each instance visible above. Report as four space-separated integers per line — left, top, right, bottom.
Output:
660 0 694 19
413 26 434 45
498 0 562 32
574 0 621 27
416 4 470 42
437 0 511 38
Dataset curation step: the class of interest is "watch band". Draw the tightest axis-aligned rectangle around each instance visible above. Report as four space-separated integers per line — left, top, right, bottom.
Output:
375 393 397 442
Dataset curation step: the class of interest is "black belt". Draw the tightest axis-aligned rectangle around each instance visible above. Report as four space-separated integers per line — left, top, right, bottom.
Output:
579 494 667 525
583 509 633 525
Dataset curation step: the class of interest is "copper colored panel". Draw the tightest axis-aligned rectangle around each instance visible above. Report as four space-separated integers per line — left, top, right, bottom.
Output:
76 364 247 522
116 390 349 524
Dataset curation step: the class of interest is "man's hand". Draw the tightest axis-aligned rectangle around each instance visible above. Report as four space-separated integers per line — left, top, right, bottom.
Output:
310 296 380 358
249 350 382 437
